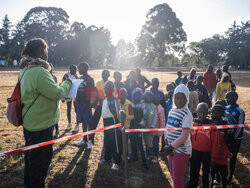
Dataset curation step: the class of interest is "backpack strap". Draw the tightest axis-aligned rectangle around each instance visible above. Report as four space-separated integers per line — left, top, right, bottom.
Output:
18 68 28 83
22 94 40 119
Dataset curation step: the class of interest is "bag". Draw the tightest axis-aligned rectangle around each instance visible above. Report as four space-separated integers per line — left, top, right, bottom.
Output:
6 70 39 126
6 81 23 126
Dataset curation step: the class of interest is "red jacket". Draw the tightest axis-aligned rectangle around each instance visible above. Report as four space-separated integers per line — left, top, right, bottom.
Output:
203 71 216 89
211 126 232 166
190 119 212 152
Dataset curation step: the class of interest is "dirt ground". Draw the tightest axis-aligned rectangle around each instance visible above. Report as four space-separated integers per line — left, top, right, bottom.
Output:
0 70 249 188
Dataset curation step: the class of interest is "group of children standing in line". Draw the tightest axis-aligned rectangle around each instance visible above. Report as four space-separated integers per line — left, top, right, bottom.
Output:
51 63 245 187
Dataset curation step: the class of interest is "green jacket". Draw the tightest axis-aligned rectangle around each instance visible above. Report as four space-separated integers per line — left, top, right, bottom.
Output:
19 66 71 132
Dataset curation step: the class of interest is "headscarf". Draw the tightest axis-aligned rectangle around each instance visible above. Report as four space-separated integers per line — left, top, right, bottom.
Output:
220 73 230 83
19 57 51 71
173 84 190 110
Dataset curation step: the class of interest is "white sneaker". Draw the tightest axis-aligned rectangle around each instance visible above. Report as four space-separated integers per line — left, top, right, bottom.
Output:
72 124 79 132
87 140 93 149
98 159 107 164
65 123 72 131
111 163 119 170
74 140 86 146
152 156 158 163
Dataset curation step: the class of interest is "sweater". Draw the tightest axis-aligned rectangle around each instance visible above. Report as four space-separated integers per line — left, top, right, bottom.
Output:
190 119 213 152
203 71 217 89
19 66 71 132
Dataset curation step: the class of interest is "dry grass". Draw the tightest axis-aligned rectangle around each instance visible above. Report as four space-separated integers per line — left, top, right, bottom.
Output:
0 70 249 188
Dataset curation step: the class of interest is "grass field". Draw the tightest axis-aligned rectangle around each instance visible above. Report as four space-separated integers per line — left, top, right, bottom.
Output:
0 70 250 188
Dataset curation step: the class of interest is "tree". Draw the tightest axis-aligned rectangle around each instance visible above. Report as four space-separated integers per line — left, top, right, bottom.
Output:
15 7 70 65
0 15 12 61
188 34 226 65
136 3 187 67
225 21 250 68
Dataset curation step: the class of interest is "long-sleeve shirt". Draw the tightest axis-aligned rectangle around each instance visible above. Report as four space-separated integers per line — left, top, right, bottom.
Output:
188 91 199 114
131 102 147 129
137 75 151 91
144 103 157 128
203 71 217 89
226 104 245 139
154 104 165 136
121 99 134 128
215 82 231 101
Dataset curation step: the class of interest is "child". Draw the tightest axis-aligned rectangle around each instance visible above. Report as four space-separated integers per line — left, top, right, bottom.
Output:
119 88 134 160
210 105 233 188
90 70 110 144
195 76 210 106
216 68 222 83
225 91 245 186
150 78 166 109
143 91 157 160
175 71 183 86
187 81 199 118
187 103 213 188
98 81 122 170
114 71 126 96
164 84 193 188
119 88 134 129
188 68 197 82
152 92 165 163
50 63 59 138
164 83 175 101
215 73 231 101
203 64 217 101
63 65 79 131
130 88 148 169
74 62 95 149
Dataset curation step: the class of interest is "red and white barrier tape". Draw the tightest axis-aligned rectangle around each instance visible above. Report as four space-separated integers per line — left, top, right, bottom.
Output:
125 124 250 133
0 123 122 157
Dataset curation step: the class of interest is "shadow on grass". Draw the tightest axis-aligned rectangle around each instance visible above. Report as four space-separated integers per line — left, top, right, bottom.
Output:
48 146 86 187
91 148 172 188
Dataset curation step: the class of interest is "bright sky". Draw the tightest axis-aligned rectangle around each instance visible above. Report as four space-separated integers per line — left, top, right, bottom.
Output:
0 0 249 45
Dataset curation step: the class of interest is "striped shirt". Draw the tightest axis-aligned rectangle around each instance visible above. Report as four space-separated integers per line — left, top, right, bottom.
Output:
165 108 193 154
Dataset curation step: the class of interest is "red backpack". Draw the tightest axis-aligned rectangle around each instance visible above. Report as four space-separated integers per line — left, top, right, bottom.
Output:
6 70 39 126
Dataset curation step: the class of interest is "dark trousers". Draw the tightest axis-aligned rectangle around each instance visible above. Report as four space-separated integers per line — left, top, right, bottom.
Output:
66 100 77 123
23 126 53 188
211 163 228 188
228 139 242 183
129 132 146 163
153 135 160 157
54 123 58 131
161 135 165 151
90 105 102 144
103 117 123 165
187 149 211 188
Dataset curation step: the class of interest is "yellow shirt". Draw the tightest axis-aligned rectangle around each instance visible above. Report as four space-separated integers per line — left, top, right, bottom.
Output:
96 80 105 104
215 82 231 101
121 100 134 128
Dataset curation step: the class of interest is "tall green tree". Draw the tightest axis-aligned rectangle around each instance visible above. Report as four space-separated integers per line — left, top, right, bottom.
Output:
137 3 187 67
188 34 226 65
225 21 250 68
0 15 12 61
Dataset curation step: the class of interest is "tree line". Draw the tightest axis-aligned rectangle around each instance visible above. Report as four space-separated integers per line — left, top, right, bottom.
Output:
0 4 249 68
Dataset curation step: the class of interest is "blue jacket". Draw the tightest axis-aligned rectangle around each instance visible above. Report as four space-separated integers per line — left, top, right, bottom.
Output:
226 104 245 139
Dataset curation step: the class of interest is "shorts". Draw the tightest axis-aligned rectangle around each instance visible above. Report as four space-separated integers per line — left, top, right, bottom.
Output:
77 104 92 125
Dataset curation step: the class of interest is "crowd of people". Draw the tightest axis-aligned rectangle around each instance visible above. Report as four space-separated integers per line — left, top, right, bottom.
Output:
18 38 245 188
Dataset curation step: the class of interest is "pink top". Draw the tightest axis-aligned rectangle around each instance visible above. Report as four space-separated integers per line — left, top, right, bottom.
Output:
154 104 166 136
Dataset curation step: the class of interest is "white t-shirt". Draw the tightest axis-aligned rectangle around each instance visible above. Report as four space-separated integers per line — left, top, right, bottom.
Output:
165 107 193 154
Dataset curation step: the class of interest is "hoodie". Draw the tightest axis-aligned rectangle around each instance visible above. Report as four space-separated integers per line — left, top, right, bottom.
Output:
215 73 232 101
165 84 193 154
